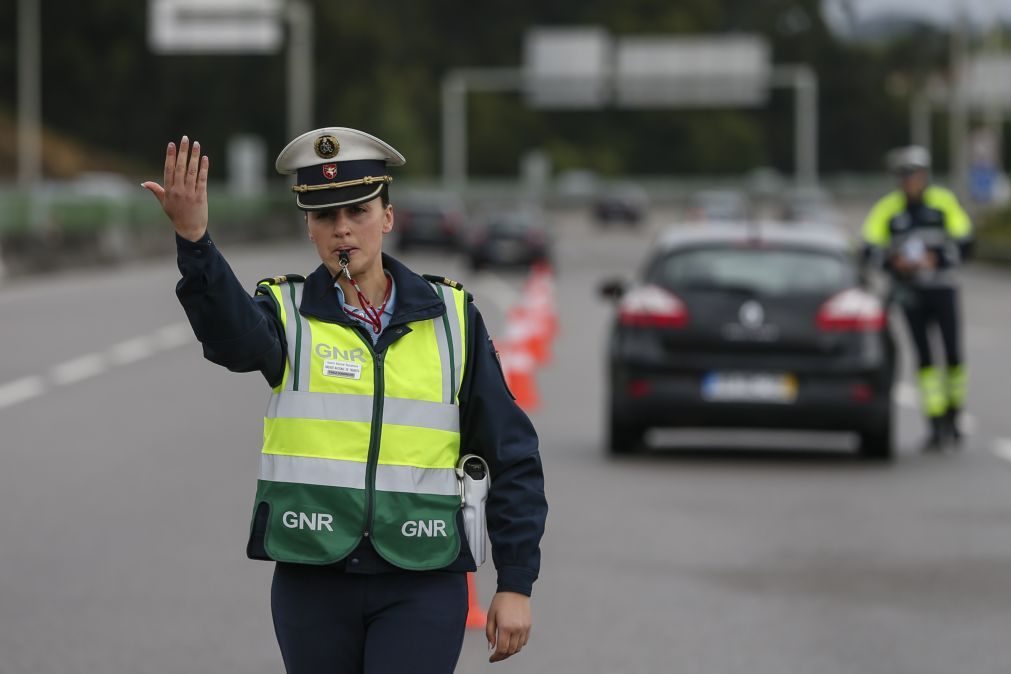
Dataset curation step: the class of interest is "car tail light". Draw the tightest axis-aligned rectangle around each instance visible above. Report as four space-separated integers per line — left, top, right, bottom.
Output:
442 212 462 235
618 285 689 328
816 288 885 332
850 383 874 403
627 379 652 398
525 230 546 246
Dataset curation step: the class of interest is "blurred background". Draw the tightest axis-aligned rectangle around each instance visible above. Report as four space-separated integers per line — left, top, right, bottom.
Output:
3 1 1011 673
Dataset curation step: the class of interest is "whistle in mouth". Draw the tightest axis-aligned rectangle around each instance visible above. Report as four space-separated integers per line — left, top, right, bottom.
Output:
339 250 350 267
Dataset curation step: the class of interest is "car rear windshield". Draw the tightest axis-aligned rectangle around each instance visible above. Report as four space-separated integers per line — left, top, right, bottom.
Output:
649 246 854 296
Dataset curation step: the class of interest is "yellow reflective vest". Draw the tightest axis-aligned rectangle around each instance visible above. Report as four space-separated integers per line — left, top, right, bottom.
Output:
249 277 469 570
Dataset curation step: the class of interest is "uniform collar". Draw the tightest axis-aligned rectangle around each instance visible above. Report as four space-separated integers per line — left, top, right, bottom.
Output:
299 253 446 326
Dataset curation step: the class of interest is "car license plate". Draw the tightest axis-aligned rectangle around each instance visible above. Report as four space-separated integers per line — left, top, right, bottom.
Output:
701 372 797 403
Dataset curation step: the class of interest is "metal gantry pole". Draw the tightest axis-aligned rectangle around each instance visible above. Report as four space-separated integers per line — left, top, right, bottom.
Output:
17 0 42 194
440 68 523 192
949 13 970 200
286 0 313 140
771 65 819 187
911 91 932 149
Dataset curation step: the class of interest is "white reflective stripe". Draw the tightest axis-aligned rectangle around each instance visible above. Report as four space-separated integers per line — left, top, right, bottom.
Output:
268 391 374 423
445 289 464 398
385 397 459 432
277 285 299 392
431 283 454 404
432 283 465 402
260 453 366 490
266 390 459 433
374 464 459 496
293 283 313 391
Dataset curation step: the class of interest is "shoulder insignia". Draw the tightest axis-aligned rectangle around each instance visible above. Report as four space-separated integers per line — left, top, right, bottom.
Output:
257 274 306 286
423 274 464 291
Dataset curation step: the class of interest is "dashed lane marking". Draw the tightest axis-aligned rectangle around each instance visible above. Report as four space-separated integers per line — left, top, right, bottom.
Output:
0 321 192 411
893 383 919 409
50 353 108 386
993 439 1011 464
0 376 46 410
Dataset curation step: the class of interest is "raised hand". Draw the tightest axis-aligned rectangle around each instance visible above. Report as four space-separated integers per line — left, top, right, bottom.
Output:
141 135 210 242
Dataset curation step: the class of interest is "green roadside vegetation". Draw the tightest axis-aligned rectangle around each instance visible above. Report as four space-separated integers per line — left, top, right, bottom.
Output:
977 206 1011 262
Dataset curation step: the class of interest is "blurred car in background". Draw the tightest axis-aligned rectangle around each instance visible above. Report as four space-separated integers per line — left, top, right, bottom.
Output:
394 192 466 252
684 189 751 223
780 186 843 229
554 169 600 203
601 224 896 459
468 208 551 271
593 183 649 227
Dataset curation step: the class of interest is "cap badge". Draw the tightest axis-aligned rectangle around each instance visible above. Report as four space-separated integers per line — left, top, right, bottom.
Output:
314 135 340 159
322 163 338 180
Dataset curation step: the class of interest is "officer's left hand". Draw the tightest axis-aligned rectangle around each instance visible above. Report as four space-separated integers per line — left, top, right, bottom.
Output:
486 592 531 663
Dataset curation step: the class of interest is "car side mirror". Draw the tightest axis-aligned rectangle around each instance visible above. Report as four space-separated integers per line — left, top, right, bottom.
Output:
599 278 626 300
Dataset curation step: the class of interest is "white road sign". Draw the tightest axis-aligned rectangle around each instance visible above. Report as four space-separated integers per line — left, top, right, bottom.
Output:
615 35 771 107
148 0 283 54
523 27 612 108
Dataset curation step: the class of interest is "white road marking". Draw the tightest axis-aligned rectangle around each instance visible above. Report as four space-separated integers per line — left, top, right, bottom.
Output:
893 382 919 409
0 322 194 411
0 376 46 410
50 353 108 386
151 322 193 350
993 439 1011 464
107 336 156 366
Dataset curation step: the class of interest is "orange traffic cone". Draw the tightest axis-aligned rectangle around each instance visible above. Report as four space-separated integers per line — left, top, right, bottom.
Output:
506 306 551 366
498 341 539 411
466 572 487 629
523 265 559 339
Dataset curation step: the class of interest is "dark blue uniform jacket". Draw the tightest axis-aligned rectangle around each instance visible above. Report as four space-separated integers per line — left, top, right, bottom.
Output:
175 233 546 596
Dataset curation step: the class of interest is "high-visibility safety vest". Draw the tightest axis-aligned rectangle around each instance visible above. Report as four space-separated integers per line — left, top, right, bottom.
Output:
862 186 972 248
251 277 469 570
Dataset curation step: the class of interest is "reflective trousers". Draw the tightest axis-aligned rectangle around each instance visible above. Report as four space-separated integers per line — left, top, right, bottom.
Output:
898 285 966 417
271 563 468 674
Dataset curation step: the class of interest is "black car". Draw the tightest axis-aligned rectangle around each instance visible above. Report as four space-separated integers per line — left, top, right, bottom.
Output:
601 224 896 459
593 184 649 227
394 193 466 252
468 209 551 271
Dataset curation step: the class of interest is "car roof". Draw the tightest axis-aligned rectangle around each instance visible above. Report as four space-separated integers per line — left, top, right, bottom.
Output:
654 223 852 254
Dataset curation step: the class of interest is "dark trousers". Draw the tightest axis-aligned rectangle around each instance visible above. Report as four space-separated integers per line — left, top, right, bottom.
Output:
899 286 962 369
271 563 468 674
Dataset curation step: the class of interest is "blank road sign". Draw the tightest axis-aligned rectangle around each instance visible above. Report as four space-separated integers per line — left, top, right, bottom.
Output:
148 0 283 54
523 27 612 108
616 35 771 107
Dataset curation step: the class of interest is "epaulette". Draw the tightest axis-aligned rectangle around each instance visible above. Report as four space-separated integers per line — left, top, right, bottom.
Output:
423 274 464 291
257 274 306 286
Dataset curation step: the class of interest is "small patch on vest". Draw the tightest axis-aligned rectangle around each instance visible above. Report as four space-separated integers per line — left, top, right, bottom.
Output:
323 359 362 380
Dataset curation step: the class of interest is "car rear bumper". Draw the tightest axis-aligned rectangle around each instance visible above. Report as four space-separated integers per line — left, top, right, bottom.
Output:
611 369 892 433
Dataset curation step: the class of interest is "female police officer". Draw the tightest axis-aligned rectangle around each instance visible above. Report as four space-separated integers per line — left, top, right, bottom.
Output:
141 128 547 673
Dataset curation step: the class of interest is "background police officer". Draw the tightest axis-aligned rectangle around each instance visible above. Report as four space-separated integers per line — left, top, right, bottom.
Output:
141 129 547 673
862 145 973 450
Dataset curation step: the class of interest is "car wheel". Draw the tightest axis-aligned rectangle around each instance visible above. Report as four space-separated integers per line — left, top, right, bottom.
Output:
607 414 645 455
858 414 893 462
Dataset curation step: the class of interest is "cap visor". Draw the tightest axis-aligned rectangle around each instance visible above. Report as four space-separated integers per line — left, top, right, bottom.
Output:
296 183 384 210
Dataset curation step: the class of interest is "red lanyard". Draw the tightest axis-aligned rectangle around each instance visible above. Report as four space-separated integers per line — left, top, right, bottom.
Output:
342 274 392 334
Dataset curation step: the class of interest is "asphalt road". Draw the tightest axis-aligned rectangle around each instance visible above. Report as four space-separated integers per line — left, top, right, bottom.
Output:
2 210 1011 674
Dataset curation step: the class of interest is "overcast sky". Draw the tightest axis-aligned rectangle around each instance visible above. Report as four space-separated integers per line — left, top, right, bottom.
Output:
824 0 1011 25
